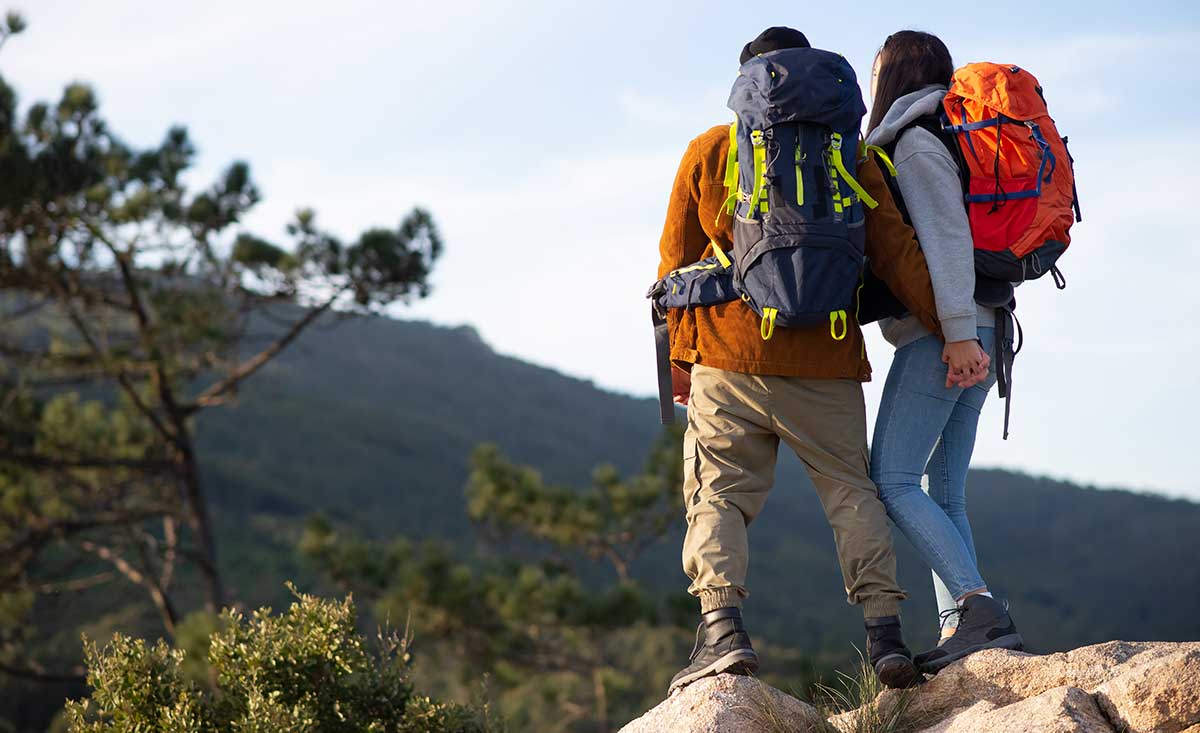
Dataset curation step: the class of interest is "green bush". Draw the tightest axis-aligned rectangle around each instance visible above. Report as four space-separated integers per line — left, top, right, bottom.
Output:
63 587 497 733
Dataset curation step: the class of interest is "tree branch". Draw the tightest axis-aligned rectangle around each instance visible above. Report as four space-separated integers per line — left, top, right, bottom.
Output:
597 544 631 585
159 516 178 591
79 540 178 634
0 509 170 560
90 227 192 434
184 291 343 414
34 572 116 594
58 301 178 448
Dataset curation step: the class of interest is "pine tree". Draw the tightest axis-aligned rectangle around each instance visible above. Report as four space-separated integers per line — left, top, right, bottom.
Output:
0 12 442 681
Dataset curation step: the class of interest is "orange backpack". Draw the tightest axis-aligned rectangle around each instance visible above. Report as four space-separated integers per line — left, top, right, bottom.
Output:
871 64 1082 439
942 62 1081 286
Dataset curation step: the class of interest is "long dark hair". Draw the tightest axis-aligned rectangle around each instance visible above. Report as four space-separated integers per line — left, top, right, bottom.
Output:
867 31 954 134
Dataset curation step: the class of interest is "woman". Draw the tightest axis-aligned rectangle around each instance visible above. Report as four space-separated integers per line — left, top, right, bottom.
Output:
864 30 1023 673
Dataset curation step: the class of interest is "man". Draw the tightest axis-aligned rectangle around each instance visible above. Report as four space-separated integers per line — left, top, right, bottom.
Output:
660 27 955 692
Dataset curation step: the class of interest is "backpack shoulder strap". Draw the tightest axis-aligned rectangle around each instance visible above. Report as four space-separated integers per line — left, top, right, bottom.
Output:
993 302 1023 440
909 115 968 195
650 303 675 425
877 115 968 217
909 116 956 156
902 115 969 193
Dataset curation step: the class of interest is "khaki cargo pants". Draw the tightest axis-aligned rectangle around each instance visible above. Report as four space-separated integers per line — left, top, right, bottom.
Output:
682 364 905 618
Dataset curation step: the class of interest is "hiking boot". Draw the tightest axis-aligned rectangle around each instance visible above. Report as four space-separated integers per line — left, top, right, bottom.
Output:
913 637 950 669
668 607 759 693
913 608 960 668
866 616 923 689
916 595 1024 674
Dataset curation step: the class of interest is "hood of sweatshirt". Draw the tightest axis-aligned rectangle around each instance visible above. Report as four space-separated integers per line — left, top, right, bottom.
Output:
865 84 947 148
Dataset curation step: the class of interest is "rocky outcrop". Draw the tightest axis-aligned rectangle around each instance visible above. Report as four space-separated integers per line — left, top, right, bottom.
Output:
619 641 1200 733
618 674 829 733
1093 646 1200 733
844 641 1200 733
916 686 1112 733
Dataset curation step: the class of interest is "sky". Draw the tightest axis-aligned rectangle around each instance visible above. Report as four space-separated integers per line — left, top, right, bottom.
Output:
4 0 1199 499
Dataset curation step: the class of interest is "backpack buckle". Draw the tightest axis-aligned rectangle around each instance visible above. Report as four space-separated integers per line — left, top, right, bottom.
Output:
829 132 843 151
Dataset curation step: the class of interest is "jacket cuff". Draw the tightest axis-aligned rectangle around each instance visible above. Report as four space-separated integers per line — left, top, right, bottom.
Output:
940 314 978 343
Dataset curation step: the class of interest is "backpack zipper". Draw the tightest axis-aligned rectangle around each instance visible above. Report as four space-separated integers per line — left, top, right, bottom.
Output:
795 143 806 206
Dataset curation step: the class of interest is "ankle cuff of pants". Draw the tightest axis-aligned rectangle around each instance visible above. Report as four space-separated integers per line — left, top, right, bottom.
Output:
862 597 902 619
699 587 743 613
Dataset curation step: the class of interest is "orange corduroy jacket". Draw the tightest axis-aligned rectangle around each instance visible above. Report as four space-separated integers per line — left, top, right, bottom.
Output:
657 123 942 381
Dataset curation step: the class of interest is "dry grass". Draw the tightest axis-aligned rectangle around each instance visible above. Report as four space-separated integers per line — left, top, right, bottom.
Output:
732 677 839 733
813 653 933 733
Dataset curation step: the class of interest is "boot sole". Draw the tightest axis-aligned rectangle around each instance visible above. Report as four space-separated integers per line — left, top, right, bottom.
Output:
875 653 924 689
668 649 760 694
919 633 1025 674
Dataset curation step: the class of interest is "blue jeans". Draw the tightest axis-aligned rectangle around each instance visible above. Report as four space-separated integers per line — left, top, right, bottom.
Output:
870 328 997 625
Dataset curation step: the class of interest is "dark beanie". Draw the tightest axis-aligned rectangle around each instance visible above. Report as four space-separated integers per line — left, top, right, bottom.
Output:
739 26 811 64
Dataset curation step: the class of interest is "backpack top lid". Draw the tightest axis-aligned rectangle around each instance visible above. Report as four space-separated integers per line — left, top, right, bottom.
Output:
728 47 866 132
946 62 1049 121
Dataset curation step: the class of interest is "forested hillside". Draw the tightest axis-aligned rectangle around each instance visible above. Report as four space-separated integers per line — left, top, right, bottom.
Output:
198 314 1200 654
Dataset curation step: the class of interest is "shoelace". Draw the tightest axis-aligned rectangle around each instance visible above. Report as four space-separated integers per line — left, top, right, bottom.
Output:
939 607 962 637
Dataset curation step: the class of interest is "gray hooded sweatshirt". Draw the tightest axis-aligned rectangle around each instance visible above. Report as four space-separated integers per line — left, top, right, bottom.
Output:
865 84 993 347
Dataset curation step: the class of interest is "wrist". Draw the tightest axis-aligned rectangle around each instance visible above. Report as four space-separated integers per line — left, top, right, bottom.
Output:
940 314 978 343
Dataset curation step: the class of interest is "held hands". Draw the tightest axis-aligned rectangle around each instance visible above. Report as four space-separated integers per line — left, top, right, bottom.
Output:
942 339 991 389
671 364 692 405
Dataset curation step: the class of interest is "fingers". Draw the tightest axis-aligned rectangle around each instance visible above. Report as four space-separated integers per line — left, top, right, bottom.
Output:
941 339 991 389
957 372 981 389
948 369 976 389
946 361 989 389
959 367 986 388
945 364 961 389
947 370 972 389
670 365 692 404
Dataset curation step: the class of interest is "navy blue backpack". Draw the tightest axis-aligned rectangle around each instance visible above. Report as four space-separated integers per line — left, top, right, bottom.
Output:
648 48 879 422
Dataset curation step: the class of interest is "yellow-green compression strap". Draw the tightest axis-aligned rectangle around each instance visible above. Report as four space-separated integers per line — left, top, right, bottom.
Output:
748 130 767 217
721 122 739 219
669 262 722 275
794 145 805 206
829 161 843 216
829 133 879 209
761 307 778 341
864 144 897 177
724 122 739 191
829 310 848 340
668 241 732 278
710 241 732 269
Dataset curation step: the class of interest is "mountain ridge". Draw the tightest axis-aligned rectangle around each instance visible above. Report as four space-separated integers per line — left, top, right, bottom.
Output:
397 315 1194 503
